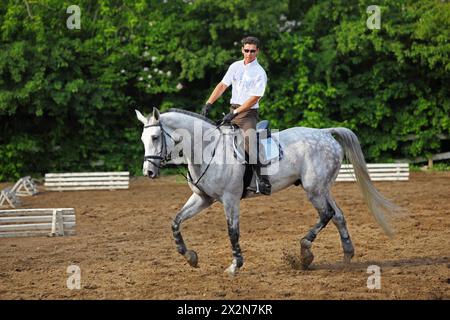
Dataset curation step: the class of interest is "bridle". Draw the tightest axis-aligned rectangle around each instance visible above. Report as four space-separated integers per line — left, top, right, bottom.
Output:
143 123 179 169
143 119 228 197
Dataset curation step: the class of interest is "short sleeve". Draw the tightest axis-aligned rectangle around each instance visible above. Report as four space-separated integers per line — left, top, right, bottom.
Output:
221 63 235 86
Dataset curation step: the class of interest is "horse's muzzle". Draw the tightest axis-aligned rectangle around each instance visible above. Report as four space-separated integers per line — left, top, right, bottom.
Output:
143 161 159 178
147 170 157 178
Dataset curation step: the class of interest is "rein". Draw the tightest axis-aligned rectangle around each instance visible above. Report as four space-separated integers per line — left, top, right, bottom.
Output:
185 121 231 193
186 129 222 194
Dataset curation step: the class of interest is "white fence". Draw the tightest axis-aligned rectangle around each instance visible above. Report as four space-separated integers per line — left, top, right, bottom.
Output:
45 172 129 191
336 163 409 182
0 208 76 238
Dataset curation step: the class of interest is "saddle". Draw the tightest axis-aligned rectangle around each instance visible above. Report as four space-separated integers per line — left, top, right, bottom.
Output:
232 120 284 198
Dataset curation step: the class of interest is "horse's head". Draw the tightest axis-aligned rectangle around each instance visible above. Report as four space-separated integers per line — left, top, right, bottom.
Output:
135 107 171 178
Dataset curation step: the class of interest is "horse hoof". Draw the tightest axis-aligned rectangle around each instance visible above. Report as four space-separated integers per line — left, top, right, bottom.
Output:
184 250 198 268
300 239 314 269
224 259 239 276
344 251 354 264
225 265 237 277
300 247 314 269
300 238 312 249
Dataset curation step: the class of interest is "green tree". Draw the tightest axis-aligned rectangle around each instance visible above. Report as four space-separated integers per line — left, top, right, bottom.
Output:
0 0 448 181
263 0 449 161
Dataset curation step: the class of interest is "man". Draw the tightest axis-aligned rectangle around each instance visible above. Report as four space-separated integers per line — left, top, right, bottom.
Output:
201 36 271 195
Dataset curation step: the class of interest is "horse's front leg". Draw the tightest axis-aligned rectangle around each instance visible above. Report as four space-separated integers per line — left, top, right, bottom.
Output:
172 192 214 268
223 194 243 276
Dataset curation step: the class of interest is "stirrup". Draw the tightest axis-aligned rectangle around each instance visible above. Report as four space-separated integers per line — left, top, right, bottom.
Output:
257 178 271 195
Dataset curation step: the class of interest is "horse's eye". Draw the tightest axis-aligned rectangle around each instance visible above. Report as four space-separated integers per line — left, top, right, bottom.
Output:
151 135 158 141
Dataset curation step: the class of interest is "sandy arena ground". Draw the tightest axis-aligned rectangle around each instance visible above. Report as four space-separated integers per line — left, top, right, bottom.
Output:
0 172 449 299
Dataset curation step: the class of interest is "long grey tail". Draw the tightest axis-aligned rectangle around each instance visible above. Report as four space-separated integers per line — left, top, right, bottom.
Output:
328 127 399 237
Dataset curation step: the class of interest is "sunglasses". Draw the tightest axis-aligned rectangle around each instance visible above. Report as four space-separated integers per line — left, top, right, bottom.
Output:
243 49 257 53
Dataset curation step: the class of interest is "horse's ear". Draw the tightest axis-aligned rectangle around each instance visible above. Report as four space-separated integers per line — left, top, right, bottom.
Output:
152 107 160 122
135 110 147 125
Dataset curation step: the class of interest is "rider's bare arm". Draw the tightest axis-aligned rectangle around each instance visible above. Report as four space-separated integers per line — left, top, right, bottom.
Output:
234 96 260 114
206 82 228 105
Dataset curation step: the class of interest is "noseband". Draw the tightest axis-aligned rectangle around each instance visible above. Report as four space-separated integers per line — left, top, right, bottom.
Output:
143 123 179 169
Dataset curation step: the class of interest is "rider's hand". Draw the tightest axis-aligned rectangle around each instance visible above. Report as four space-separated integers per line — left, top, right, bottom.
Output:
222 111 238 124
201 103 213 117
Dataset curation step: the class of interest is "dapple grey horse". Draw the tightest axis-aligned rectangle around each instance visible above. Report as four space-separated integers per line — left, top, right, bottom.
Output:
136 108 398 275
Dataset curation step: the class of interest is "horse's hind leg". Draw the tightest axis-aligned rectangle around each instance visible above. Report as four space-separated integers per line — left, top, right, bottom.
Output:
300 191 335 269
328 196 355 264
172 193 214 268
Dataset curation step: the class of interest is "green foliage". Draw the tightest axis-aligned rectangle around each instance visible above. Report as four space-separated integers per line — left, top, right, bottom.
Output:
0 0 449 181
429 162 450 172
410 162 450 172
263 0 449 161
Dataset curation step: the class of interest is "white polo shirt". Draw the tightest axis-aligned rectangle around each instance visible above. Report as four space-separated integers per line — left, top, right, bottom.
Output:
221 58 267 109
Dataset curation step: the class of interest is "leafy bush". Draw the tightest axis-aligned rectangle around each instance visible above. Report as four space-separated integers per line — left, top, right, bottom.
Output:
1 0 448 181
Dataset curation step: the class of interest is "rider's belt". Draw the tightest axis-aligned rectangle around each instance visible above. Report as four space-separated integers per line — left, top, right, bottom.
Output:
231 104 241 109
